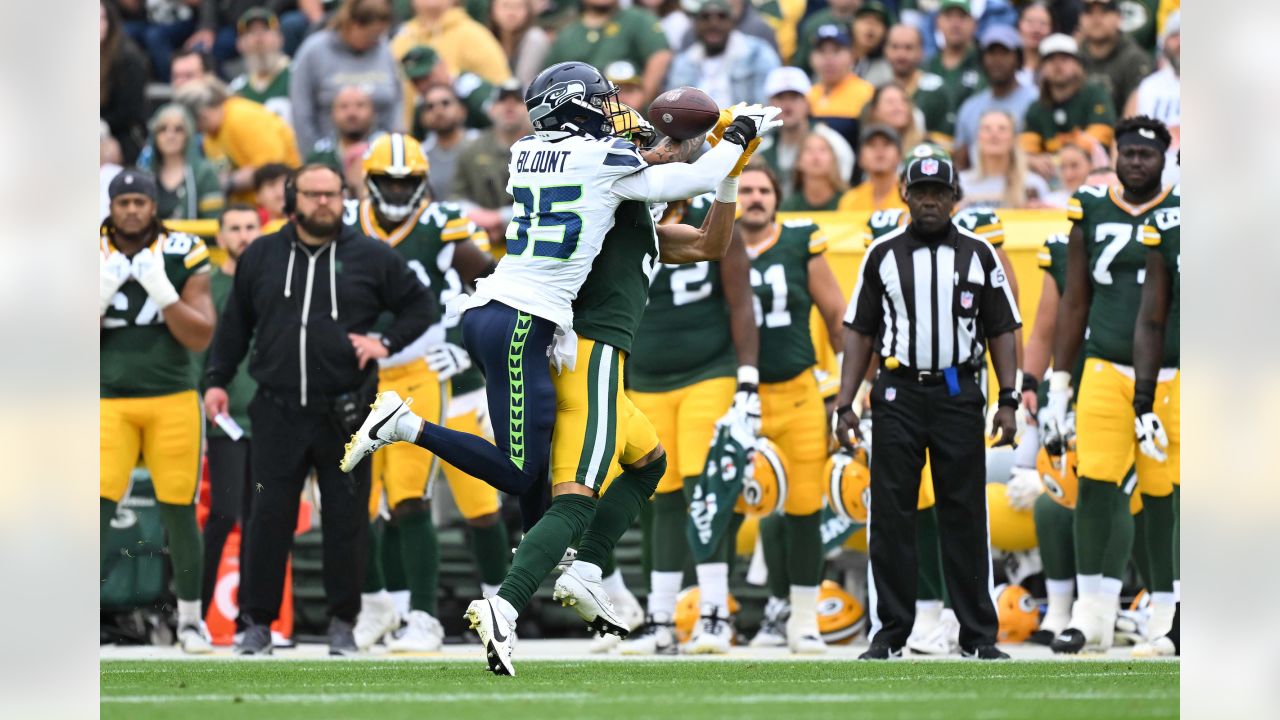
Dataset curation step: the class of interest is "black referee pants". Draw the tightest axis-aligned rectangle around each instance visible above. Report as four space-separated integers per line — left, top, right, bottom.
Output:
866 369 998 651
238 391 371 626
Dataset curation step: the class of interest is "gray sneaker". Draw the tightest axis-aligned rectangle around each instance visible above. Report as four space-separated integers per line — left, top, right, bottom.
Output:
235 623 273 656
329 617 358 657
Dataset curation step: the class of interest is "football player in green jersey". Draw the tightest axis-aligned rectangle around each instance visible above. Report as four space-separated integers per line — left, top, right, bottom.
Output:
1130 162 1181 657
343 133 506 654
100 169 216 653
737 162 848 654
1044 115 1179 654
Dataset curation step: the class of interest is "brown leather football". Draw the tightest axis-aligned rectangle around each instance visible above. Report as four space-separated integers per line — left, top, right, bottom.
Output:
647 87 720 141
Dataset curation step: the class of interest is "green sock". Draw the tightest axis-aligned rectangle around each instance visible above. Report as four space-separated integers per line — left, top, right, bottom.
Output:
156 502 202 601
468 521 510 586
576 456 666 568
601 547 618 577
364 521 386 593
1034 493 1076 580
100 498 117 577
1075 478 1132 577
651 490 688 572
639 496 654 580
1100 484 1136 580
916 506 943 601
1172 486 1179 582
499 494 596 613
785 511 823 587
1131 509 1153 588
1140 493 1176 593
760 513 789 599
718 513 745 567
396 505 439 615
383 521 407 592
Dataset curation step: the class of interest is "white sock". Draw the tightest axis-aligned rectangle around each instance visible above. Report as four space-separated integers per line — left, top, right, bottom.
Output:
389 590 411 617
572 560 603 582
394 410 424 442
1045 578 1075 621
1013 424 1039 467
916 599 943 616
696 563 729 615
602 569 628 599
493 595 519 624
648 571 682 618
1150 591 1176 609
1076 573 1102 597
481 583 501 599
178 599 202 626
362 589 390 606
1098 576 1123 603
1173 580 1180 602
789 585 819 630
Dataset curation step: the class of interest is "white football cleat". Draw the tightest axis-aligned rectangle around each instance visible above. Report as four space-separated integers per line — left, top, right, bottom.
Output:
1131 636 1177 657
908 608 960 656
618 613 678 655
464 598 517 676
686 603 733 654
340 391 415 473
387 610 444 653
553 563 630 638
354 592 401 650
749 597 789 648
1052 596 1114 653
786 611 827 655
590 584 643 653
178 621 213 654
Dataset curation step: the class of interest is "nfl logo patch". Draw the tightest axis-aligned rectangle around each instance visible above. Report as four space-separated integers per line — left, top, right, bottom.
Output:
922 159 939 176
960 290 974 309
885 387 896 402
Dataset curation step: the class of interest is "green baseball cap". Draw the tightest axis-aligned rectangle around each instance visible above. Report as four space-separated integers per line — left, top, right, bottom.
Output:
855 1 892 25
237 7 279 34
938 0 972 16
401 45 440 80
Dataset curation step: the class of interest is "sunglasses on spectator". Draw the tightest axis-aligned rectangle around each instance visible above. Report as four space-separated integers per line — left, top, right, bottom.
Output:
156 124 186 134
423 98 457 111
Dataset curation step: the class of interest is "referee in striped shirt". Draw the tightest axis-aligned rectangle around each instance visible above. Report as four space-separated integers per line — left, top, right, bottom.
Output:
834 157 1021 660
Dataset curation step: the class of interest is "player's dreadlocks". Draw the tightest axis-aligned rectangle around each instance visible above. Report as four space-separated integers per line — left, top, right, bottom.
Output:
1114 115 1172 151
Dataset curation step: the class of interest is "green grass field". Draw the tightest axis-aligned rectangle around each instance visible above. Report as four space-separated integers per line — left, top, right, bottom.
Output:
101 659 1178 720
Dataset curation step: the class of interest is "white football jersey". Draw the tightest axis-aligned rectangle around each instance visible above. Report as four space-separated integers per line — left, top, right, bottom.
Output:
468 133 647 332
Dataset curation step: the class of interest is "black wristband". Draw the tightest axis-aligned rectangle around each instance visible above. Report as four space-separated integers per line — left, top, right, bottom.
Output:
738 382 758 394
835 403 855 418
1133 379 1157 415
997 388 1019 409
1021 372 1040 393
722 116 758 147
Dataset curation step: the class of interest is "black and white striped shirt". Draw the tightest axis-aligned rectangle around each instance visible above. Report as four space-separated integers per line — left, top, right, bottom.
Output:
844 223 1021 371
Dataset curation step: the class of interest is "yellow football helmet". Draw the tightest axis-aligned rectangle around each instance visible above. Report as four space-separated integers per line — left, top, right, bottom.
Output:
825 448 870 524
674 587 741 644
362 133 431 222
986 482 1038 552
612 104 656 148
817 580 866 644
735 438 789 518
994 584 1039 643
1036 446 1079 510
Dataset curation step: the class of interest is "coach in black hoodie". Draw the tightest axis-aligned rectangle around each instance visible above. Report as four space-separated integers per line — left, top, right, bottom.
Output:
204 164 434 656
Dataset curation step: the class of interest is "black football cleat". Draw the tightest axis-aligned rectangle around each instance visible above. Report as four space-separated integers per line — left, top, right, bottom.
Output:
858 642 903 660
1051 628 1087 654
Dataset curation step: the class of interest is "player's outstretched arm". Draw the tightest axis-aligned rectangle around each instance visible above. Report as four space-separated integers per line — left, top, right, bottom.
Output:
656 195 736 263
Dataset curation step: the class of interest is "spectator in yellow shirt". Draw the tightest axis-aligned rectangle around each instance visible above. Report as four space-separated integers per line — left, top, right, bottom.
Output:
175 77 300 204
838 124 907 213
392 0 513 85
806 24 874 155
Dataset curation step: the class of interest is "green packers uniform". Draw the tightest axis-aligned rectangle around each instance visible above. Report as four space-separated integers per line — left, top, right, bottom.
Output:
922 46 985 120
630 194 738 495
543 7 670 73
227 67 292 124
1119 0 1161 51
863 207 1005 247
1022 81 1116 154
749 219 830 516
1068 184 1180 491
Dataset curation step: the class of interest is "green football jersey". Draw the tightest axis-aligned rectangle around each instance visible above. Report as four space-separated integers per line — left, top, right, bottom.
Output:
227 66 292 123
101 231 211 398
204 267 256 437
631 195 735 392
922 46 985 114
1139 204 1181 367
1067 183 1180 366
750 219 828 383
573 200 660 355
863 207 1004 247
1038 231 1070 295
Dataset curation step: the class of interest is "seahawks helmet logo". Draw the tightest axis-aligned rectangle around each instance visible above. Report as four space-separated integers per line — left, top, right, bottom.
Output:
528 80 588 130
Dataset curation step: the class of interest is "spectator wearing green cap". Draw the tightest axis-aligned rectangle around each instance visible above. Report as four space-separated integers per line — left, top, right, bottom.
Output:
1079 0 1152 115
792 0 858 75
393 0 513 86
922 0 984 115
227 8 293 127
853 2 894 87
402 45 496 132
488 0 550 88
667 0 780 107
882 24 953 152
543 0 671 104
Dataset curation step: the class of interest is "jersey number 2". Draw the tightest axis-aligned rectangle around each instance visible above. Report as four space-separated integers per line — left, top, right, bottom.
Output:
508 185 583 260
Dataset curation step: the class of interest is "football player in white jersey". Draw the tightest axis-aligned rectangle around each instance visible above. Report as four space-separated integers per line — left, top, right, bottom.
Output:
340 62 769 523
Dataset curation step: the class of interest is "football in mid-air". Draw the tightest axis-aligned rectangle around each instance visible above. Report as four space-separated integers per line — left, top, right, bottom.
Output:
647 87 720 140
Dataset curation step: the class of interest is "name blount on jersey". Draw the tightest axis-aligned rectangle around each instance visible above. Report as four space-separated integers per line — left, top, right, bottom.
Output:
514 149 571 174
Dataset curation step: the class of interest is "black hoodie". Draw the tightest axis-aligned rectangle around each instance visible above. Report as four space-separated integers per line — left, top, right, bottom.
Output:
206 222 435 407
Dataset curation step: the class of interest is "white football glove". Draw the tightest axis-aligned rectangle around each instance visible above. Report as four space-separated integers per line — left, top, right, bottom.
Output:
100 251 132 315
1134 411 1169 462
724 365 761 437
1005 467 1044 511
1040 371 1073 450
729 103 784 138
426 342 472 381
130 247 180 309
